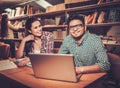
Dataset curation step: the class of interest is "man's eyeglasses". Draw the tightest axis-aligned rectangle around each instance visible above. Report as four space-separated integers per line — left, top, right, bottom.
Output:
69 24 84 31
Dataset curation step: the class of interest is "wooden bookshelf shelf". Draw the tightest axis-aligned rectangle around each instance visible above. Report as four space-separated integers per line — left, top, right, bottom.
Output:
86 22 120 27
54 39 63 42
29 10 66 18
9 10 65 20
65 1 120 13
0 38 22 42
12 25 67 32
104 43 120 46
13 27 25 32
9 15 28 21
8 1 120 21
43 25 67 29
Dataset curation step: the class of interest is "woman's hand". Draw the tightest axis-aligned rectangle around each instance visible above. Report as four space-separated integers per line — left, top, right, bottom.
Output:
23 35 34 42
17 57 30 67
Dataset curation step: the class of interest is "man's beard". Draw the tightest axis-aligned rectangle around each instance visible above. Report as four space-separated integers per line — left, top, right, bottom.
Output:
72 31 85 41
73 35 83 41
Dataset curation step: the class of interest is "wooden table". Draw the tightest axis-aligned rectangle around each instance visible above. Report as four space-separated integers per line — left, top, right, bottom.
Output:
0 66 107 88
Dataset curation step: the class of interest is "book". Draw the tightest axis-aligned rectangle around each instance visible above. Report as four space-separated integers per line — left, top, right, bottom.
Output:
97 11 106 23
14 7 21 17
92 11 98 24
107 8 120 22
0 60 17 71
53 30 67 40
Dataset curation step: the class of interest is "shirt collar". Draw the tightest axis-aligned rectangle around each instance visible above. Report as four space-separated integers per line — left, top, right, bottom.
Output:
70 31 89 45
82 31 89 43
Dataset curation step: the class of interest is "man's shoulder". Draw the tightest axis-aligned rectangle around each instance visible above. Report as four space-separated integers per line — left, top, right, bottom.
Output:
64 35 73 41
87 33 103 46
88 33 100 40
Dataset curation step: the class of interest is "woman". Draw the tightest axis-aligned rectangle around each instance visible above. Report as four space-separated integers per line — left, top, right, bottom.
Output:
0 13 20 58
0 13 21 39
16 17 54 66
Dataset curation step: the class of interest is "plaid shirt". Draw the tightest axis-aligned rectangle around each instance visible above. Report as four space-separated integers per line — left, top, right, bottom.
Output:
40 31 54 53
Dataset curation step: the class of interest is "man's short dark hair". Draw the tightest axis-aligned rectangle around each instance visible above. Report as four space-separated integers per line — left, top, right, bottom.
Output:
67 14 85 25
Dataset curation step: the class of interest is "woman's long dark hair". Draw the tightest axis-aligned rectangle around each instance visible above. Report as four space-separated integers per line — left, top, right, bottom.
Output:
0 14 8 38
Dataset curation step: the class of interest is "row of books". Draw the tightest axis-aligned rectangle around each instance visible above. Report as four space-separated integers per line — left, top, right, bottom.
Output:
53 30 67 40
43 16 65 25
10 16 65 29
97 0 115 5
65 0 114 9
85 8 120 24
7 5 43 18
85 11 106 24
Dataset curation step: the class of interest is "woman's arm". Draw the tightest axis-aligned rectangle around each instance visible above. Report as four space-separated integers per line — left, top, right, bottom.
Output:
16 35 34 58
16 39 26 58
8 21 20 30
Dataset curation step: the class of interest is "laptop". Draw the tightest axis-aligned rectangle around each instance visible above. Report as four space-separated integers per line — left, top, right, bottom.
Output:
28 53 82 82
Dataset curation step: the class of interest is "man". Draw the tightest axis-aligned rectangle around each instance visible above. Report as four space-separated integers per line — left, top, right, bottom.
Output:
58 14 110 74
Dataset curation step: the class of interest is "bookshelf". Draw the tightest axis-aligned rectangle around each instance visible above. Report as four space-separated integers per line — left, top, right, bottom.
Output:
4 0 120 53
66 0 120 13
8 0 120 28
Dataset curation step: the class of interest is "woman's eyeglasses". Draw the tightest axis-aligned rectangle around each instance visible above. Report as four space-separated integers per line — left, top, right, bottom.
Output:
69 24 84 31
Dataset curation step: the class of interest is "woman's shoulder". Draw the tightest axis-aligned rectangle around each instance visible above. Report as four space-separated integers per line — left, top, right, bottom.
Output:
42 31 53 40
62 35 74 43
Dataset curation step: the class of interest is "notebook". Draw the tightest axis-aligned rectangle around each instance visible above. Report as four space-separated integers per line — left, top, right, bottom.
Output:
0 60 17 71
28 53 82 82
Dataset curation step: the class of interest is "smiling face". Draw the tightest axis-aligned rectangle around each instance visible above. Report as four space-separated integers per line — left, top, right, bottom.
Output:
29 20 43 37
69 19 85 39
